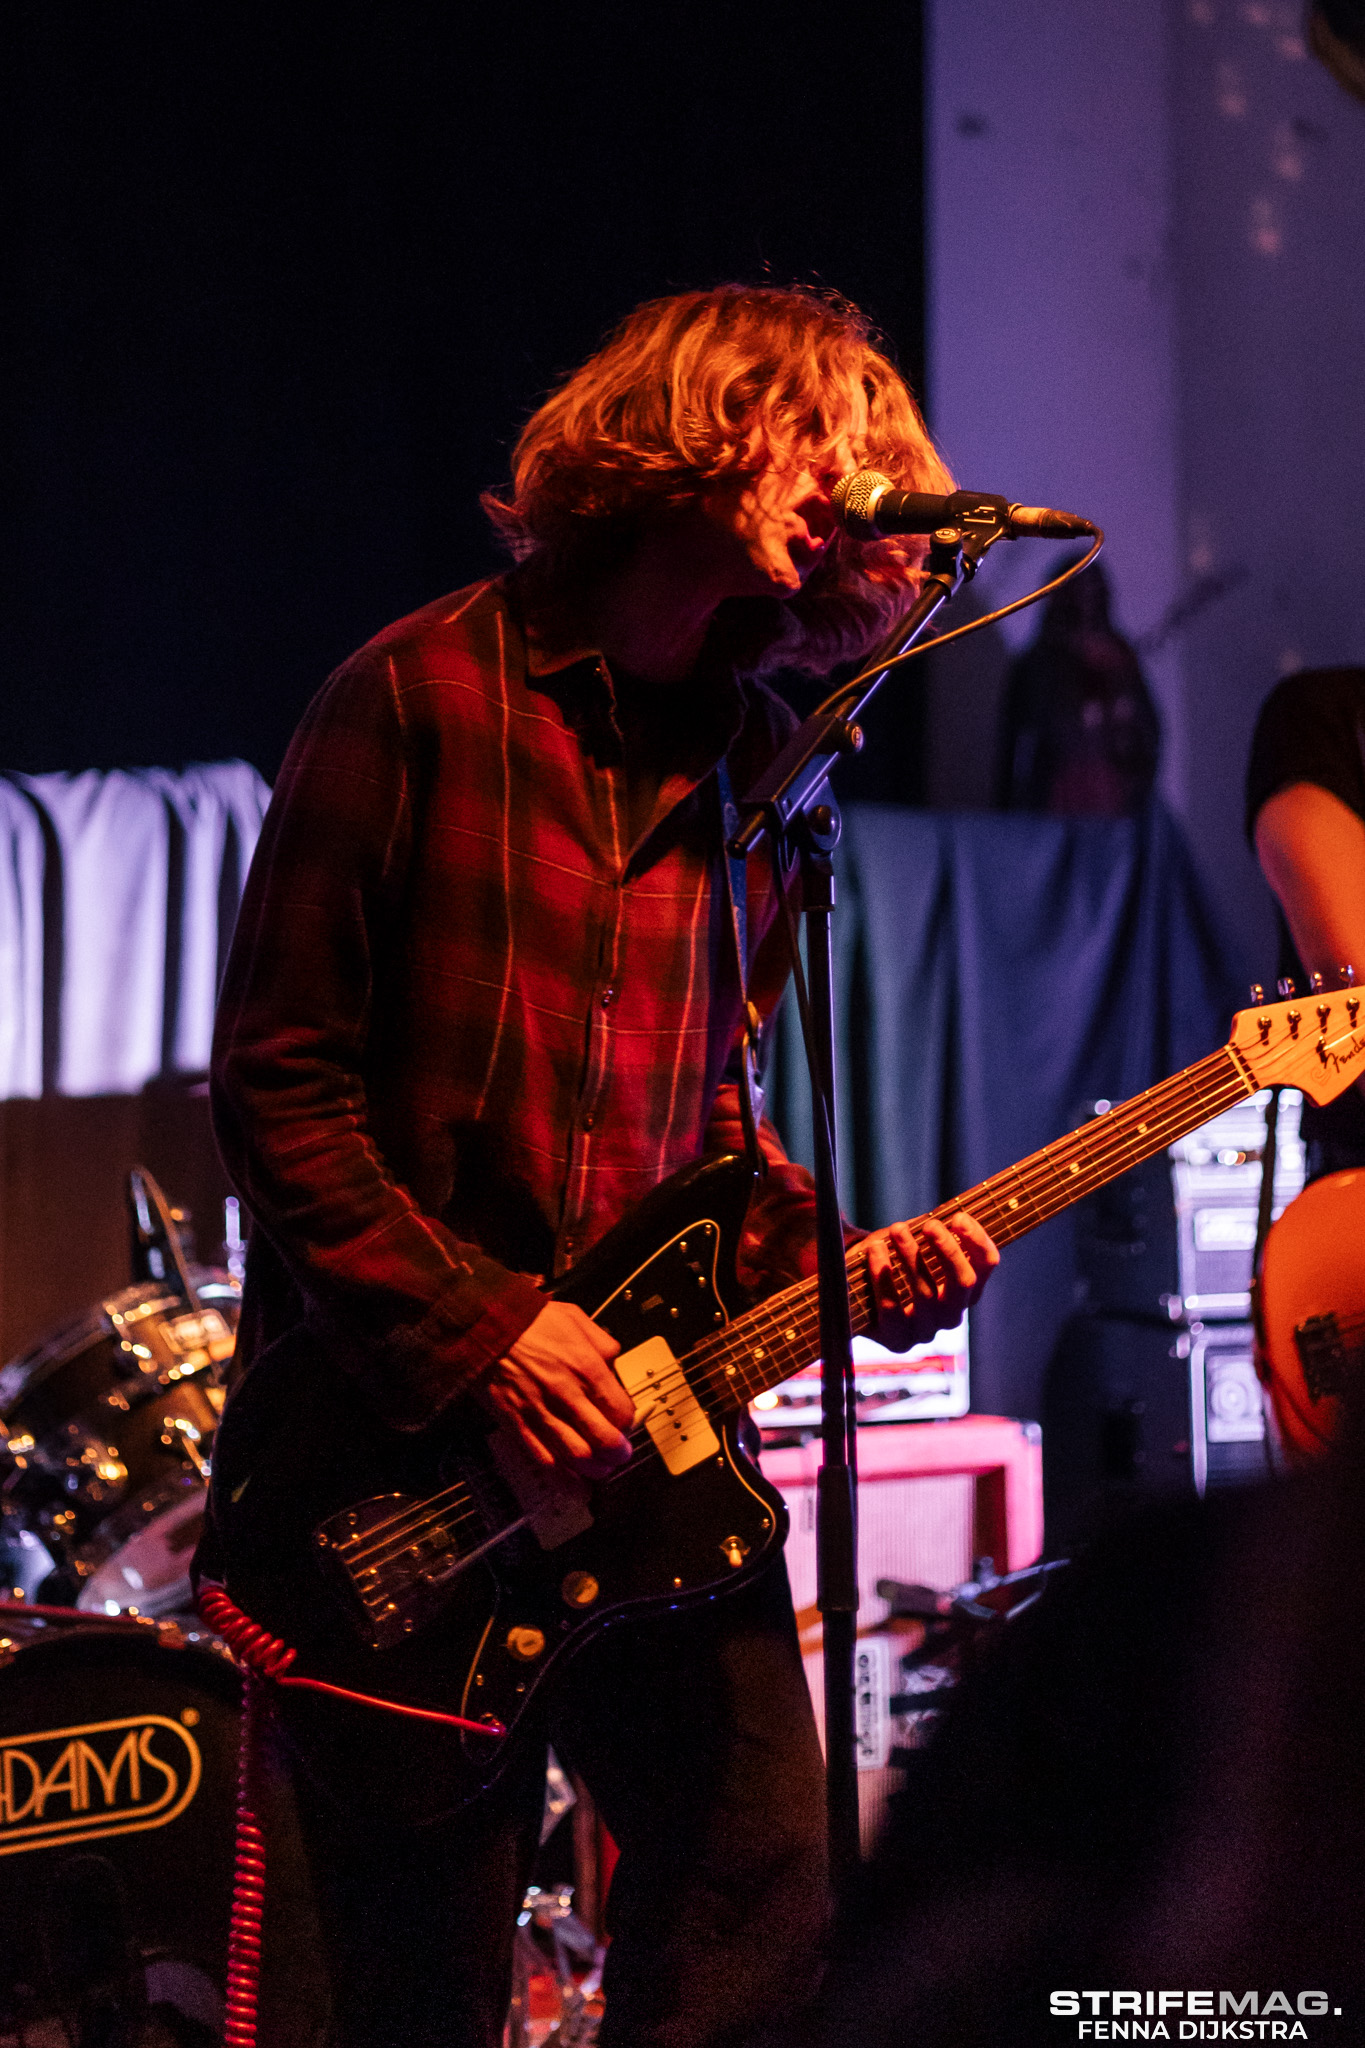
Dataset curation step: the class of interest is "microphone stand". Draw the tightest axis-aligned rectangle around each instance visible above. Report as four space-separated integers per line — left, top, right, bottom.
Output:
729 517 1007 1902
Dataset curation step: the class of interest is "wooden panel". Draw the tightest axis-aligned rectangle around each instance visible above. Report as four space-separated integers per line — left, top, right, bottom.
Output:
0 1083 235 1365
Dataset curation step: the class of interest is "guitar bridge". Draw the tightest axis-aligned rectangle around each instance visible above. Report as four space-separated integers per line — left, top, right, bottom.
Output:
315 1491 488 1650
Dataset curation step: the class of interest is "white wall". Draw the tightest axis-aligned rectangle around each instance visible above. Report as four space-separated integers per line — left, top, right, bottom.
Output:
925 0 1186 816
1170 0 1365 982
925 0 1365 983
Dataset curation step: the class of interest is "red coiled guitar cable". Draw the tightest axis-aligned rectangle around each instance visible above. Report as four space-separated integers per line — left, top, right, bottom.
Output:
196 1584 505 2048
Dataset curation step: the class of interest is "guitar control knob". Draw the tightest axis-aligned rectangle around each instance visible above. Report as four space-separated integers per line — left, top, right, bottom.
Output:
561 1571 600 1608
506 1626 546 1662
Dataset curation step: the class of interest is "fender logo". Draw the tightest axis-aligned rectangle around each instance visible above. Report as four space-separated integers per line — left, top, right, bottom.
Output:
0 1714 202 1857
1319 1029 1365 1072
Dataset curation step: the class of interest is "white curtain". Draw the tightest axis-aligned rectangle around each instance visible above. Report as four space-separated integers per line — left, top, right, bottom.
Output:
0 762 270 1098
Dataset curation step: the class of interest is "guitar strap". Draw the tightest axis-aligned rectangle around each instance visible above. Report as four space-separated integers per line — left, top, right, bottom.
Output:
715 758 767 1180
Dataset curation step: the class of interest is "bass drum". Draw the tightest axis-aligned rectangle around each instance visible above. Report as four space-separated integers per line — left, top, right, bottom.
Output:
0 1608 327 2047
0 1272 238 1616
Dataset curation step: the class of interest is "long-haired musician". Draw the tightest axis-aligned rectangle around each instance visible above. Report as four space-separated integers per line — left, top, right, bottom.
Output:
203 285 998 2048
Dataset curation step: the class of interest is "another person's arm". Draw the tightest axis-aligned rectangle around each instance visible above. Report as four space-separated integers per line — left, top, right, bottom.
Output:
1254 780 1365 992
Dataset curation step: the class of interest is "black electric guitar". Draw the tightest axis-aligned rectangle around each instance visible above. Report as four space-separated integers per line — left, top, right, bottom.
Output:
224 989 1365 1801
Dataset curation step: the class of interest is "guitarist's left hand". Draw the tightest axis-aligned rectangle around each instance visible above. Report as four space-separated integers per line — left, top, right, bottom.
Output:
864 1212 999 1352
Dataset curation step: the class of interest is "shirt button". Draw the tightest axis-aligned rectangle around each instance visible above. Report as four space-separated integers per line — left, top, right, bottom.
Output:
600 986 616 1009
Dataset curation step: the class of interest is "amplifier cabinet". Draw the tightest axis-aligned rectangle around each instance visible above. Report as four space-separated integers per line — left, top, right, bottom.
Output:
761 1417 1044 1846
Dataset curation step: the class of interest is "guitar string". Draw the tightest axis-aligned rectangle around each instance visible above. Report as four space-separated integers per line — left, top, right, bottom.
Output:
344 1059 1256 1577
316 1015 1350 1576
341 1056 1255 1576
686 1060 1252 1408
355 1024 1356 1576
339 1050 1259 1571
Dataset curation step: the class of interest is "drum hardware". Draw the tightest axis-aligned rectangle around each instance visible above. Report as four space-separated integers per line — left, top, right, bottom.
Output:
0 1502 56 1604
506 1884 604 2048
161 1414 211 1479
128 1164 203 1312
0 1168 240 1616
224 1195 247 1286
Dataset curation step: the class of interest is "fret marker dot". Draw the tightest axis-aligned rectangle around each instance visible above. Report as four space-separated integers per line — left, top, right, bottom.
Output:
1137 1124 1147 1135
1008 1197 1019 1210
784 1329 796 1341
1069 1162 1079 1174
752 1348 765 1362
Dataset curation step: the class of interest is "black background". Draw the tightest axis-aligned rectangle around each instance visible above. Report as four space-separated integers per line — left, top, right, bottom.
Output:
4 3 925 781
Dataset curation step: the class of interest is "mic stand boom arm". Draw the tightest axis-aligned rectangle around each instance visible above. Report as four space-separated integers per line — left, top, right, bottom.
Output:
730 519 1004 859
727 519 1005 1900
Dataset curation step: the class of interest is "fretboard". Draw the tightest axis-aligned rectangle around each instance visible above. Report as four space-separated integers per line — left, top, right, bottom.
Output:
688 1043 1253 1417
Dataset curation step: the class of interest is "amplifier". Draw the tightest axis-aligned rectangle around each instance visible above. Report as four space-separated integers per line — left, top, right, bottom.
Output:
1169 1088 1305 1320
1043 1314 1194 1551
753 1317 970 1440
1072 1089 1306 1323
1043 1311 1273 1549
761 1417 1043 1846
1190 1320 1270 1492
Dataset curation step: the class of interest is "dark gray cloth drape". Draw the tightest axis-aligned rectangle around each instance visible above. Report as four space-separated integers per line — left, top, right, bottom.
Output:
1 765 1238 1426
768 801 1241 1424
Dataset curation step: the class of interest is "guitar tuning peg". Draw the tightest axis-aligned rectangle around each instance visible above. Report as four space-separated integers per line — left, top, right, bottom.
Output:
1277 977 1298 999
1310 971 1325 994
1249 983 1265 1007
1340 964 1357 988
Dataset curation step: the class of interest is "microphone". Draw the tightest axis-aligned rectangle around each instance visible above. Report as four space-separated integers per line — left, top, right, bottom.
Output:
832 470 1096 541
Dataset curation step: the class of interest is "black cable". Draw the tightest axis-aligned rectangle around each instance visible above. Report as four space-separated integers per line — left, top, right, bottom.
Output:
817 528 1106 723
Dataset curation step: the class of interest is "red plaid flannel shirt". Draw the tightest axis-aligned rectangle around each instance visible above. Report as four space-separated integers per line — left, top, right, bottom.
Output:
212 575 824 1430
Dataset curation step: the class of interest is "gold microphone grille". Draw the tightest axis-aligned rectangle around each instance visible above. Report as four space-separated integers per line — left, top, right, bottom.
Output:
830 469 895 539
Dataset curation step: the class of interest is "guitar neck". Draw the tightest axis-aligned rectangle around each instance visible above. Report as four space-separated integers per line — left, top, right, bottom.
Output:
692 1042 1253 1416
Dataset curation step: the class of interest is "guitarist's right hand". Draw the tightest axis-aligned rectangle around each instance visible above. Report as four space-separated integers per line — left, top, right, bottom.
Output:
474 1303 633 1479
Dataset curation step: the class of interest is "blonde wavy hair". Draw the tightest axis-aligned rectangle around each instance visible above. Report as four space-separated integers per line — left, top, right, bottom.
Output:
483 284 954 676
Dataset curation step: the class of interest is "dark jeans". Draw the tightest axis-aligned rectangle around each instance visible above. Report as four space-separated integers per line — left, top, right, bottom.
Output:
280 1557 829 2048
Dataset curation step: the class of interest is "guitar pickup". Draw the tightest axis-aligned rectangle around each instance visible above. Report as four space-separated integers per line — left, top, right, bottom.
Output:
616 1336 719 1476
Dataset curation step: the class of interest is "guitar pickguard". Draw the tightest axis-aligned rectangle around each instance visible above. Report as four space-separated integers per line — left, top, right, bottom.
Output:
308 1158 774 1667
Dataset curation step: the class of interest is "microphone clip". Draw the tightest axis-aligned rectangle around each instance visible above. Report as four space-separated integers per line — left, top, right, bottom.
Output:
925 517 1001 587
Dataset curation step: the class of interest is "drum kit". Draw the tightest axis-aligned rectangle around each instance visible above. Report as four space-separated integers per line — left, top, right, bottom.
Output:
0 1169 239 1625
0 1169 603 2048
0 1170 261 2044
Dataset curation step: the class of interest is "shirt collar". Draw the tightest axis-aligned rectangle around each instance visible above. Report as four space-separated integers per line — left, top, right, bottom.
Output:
503 571 750 763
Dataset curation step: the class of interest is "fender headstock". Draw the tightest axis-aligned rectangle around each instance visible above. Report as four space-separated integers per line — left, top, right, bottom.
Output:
1229 982 1365 1104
